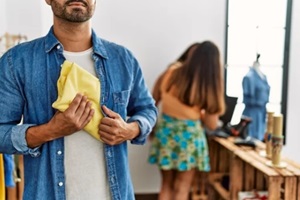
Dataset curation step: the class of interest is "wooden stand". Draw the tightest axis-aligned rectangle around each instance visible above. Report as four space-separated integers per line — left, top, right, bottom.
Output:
191 136 300 200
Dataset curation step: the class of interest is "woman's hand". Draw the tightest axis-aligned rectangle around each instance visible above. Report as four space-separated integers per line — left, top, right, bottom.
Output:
200 109 220 131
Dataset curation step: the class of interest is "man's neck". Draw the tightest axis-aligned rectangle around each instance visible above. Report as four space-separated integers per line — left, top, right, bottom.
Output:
53 21 92 52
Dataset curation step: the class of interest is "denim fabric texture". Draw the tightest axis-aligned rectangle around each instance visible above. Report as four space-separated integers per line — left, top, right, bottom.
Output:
242 67 270 140
0 27 157 200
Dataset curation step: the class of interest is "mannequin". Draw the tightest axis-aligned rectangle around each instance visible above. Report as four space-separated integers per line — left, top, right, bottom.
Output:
242 54 270 140
252 60 264 79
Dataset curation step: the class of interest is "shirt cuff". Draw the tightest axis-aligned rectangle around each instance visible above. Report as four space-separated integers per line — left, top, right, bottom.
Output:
127 116 151 145
11 124 41 157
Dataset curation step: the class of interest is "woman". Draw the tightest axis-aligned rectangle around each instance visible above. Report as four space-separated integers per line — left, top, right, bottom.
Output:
150 43 200 107
148 41 225 200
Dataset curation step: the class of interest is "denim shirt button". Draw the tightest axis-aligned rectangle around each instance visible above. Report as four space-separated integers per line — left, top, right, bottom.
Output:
58 182 63 187
57 45 61 49
107 151 112 157
57 151 62 155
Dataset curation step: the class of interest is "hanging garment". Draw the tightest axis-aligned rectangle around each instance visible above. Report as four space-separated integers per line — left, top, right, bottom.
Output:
52 60 103 141
242 67 270 140
0 154 5 200
3 154 15 187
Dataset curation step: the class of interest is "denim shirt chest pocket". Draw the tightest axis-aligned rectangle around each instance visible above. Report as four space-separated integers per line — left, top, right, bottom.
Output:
113 90 130 118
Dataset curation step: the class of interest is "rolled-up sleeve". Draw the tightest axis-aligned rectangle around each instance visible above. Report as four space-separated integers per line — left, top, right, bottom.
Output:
125 50 158 145
127 110 157 145
11 124 41 157
0 51 41 156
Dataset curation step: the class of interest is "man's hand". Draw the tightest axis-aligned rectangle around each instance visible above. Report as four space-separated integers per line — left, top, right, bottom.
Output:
48 93 95 137
26 93 94 148
99 105 140 145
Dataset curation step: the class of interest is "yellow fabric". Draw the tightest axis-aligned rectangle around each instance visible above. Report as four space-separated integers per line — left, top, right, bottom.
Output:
52 60 103 141
0 154 5 200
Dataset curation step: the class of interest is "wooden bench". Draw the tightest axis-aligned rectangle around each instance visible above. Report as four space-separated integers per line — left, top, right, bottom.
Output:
191 136 300 200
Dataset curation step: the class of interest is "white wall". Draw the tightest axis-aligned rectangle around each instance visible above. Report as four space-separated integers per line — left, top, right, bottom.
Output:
0 0 7 35
1 0 299 194
41 3 53 36
94 0 226 90
0 0 7 53
4 0 43 39
94 0 226 193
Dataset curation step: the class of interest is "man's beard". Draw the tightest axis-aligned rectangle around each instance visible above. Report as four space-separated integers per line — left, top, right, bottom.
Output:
50 0 95 22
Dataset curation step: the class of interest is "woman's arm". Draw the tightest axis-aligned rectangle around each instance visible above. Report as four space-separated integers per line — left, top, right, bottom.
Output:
152 72 165 106
200 110 220 131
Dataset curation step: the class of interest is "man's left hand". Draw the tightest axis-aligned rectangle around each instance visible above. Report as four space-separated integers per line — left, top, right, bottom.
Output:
99 105 140 145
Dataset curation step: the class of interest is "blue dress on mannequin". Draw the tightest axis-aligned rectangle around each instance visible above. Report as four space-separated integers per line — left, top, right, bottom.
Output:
242 67 270 140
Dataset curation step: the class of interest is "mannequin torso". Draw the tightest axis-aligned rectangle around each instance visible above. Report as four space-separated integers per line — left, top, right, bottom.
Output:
252 61 264 79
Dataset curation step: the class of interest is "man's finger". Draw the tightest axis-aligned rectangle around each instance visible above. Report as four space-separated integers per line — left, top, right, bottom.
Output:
102 105 119 119
81 108 95 128
100 117 115 127
66 93 84 114
99 123 112 133
74 95 89 116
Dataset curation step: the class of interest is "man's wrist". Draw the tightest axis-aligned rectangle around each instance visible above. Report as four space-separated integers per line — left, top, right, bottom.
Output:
26 123 54 148
127 121 140 140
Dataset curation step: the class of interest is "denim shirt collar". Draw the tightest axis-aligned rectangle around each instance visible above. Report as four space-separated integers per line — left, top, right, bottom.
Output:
44 26 109 59
91 29 109 59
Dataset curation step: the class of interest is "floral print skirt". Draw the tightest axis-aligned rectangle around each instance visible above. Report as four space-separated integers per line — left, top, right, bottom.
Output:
148 114 210 171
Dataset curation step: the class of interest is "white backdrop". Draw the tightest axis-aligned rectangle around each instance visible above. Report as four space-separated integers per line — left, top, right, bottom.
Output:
1 0 300 193
0 0 6 36
92 0 226 193
93 0 226 91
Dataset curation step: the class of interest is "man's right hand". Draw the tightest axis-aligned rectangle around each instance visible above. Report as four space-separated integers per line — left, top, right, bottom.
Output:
49 93 95 137
26 93 94 148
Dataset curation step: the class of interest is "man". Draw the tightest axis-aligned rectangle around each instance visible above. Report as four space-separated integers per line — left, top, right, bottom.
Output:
0 0 157 199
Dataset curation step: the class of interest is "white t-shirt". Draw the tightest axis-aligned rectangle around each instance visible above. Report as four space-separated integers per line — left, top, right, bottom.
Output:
63 48 111 200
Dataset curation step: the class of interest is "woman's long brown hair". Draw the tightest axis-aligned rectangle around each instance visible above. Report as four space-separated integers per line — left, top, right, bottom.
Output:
166 41 225 114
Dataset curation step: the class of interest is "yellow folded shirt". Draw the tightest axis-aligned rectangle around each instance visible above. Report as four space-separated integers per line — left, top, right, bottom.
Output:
0 154 5 200
52 60 103 141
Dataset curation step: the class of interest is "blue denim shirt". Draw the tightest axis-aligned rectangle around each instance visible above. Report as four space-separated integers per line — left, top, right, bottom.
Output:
0 27 157 200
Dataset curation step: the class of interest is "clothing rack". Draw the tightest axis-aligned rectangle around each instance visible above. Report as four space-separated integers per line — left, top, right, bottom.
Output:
0 32 27 51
